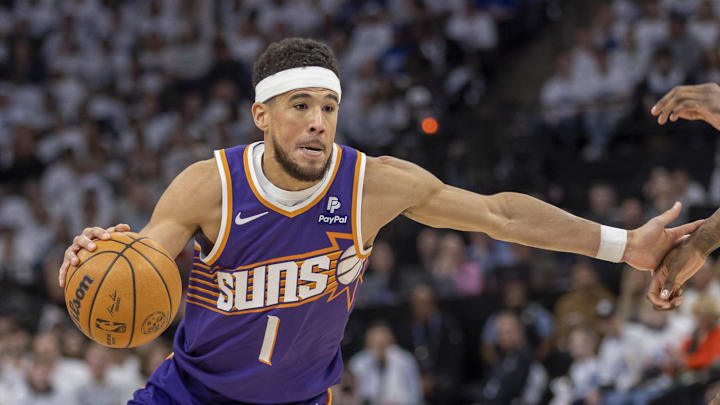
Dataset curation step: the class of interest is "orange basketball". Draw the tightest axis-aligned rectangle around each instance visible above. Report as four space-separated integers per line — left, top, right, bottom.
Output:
64 232 182 348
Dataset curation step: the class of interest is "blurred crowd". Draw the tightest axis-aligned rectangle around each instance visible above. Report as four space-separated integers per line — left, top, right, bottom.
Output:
2 0 720 404
541 0 720 162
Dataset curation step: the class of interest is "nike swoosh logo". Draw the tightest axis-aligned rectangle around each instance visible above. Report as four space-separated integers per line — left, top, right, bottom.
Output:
235 211 269 225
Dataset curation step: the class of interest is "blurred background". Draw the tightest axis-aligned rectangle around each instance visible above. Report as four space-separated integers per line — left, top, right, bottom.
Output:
2 0 720 404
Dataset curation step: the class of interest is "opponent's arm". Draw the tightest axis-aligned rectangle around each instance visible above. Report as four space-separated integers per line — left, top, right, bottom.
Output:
363 156 702 271
59 159 220 287
651 83 720 130
648 208 720 309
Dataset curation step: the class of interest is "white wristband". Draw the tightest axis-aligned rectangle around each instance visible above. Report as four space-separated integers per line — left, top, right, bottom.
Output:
596 225 627 263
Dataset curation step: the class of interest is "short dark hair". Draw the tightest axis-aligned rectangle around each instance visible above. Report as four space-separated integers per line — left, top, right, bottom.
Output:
252 38 340 88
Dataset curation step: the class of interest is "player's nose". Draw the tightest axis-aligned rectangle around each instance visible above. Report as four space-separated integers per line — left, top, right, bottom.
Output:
308 107 326 135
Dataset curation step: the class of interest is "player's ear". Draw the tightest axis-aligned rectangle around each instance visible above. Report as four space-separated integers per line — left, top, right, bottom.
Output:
252 102 270 132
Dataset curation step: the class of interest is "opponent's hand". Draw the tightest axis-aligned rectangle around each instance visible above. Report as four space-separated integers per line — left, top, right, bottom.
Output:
647 236 706 310
651 83 720 130
622 202 704 271
58 224 130 288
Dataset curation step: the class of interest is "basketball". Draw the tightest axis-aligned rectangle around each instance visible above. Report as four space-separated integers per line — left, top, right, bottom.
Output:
336 245 365 285
64 232 182 348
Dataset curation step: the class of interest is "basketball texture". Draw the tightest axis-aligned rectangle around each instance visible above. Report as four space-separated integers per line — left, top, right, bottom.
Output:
64 232 181 348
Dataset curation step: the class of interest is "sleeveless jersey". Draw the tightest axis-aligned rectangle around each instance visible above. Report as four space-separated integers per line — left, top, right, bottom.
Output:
172 142 372 403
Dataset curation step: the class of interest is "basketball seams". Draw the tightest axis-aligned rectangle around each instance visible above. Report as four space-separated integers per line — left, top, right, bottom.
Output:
123 254 137 348
66 236 146 290
130 237 176 265
85 238 145 343
65 251 119 293
86 251 124 341
123 244 174 330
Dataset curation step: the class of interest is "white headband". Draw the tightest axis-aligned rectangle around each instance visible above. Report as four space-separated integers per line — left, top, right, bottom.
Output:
254 66 342 103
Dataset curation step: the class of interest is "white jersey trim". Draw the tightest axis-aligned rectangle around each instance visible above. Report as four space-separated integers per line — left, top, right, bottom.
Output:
354 152 372 257
199 150 230 264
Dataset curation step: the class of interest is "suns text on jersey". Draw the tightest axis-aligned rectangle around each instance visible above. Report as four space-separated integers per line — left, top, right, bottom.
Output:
215 255 332 311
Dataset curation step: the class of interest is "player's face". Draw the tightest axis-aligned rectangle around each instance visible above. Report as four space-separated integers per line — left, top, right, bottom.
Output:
266 88 339 182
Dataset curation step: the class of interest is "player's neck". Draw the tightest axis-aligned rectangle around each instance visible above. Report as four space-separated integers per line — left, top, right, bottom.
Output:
261 150 320 191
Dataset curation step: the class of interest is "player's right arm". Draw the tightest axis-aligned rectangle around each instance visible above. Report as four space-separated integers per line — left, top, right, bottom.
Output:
58 159 221 287
651 83 720 130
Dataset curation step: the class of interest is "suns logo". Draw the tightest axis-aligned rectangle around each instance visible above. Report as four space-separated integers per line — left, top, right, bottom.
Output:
214 245 365 313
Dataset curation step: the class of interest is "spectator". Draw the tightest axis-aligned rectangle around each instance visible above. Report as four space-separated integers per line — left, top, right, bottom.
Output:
595 300 647 396
582 48 636 160
676 257 720 322
688 0 719 50
12 358 74 405
349 322 423 405
476 311 536 405
481 279 554 364
554 260 615 348
445 1 498 52
665 13 704 74
643 47 686 109
32 332 89 396
330 370 361 405
617 265 651 322
683 295 720 370
408 284 464 405
74 343 127 405
540 51 580 142
559 326 602 404
355 240 399 307
137 339 171 381
466 232 516 273
431 232 484 297
672 168 707 208
635 0 669 57
586 183 621 225
620 197 645 231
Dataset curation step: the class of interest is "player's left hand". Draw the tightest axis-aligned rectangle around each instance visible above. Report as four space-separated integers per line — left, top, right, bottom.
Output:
623 202 704 271
647 236 706 310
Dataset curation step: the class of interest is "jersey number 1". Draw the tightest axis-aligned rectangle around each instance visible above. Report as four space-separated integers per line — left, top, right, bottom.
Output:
259 315 279 365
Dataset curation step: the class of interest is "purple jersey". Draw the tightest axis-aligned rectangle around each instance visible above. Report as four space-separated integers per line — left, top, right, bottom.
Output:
172 142 371 403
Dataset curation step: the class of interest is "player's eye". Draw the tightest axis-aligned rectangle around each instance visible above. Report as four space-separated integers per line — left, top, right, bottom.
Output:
323 105 335 113
294 103 307 110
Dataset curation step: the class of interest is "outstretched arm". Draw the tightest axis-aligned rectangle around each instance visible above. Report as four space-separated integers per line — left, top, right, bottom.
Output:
651 83 720 130
363 156 702 271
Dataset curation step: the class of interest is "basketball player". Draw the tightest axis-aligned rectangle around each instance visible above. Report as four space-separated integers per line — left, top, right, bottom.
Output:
57 38 703 405
648 82 720 310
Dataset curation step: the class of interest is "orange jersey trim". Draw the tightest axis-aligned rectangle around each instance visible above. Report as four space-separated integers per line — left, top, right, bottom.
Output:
189 285 220 297
187 292 217 305
326 388 332 405
204 149 233 266
193 262 211 270
190 270 215 281
243 144 342 218
189 277 217 289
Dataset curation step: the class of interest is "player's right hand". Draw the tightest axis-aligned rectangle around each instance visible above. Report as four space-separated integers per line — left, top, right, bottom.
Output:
59 223 130 288
651 83 720 130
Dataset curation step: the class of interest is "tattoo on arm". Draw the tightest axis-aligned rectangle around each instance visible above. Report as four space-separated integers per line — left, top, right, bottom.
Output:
691 209 720 256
